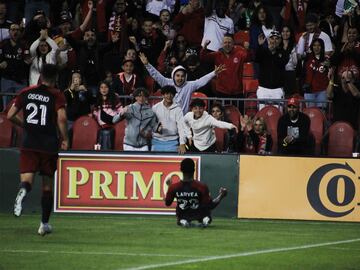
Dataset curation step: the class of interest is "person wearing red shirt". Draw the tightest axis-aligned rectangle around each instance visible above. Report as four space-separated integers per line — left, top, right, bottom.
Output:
200 34 249 110
172 0 204 47
7 64 69 236
165 158 227 227
303 38 329 108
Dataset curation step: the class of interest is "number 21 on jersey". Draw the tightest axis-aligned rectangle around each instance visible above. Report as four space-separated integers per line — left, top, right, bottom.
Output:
26 103 47 126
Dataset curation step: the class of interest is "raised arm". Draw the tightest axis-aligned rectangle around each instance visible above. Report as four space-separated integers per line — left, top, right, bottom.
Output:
191 64 226 90
79 0 94 32
139 52 172 87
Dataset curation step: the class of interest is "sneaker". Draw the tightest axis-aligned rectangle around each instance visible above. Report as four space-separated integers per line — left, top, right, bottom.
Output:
179 219 190 228
38 222 52 236
14 188 27 217
201 216 211 228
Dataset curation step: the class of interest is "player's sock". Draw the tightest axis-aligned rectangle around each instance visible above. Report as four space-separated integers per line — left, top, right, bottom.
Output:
20 182 32 193
41 191 53 223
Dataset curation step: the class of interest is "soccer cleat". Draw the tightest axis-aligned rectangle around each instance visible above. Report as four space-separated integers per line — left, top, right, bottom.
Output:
179 219 190 228
14 188 27 217
201 216 211 228
38 222 52 236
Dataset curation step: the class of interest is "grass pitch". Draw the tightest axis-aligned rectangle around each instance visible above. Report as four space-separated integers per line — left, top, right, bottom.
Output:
0 213 360 270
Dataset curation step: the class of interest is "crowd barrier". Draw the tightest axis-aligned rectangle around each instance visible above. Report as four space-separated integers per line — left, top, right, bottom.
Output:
1 149 359 222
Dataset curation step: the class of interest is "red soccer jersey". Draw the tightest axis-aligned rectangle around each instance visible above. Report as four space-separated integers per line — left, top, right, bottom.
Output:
14 84 66 153
165 180 211 220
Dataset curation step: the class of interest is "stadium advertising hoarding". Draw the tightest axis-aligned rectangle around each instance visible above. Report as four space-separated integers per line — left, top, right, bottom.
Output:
55 153 201 214
238 155 360 222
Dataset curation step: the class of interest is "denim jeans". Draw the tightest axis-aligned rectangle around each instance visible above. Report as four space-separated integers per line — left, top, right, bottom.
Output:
304 90 327 108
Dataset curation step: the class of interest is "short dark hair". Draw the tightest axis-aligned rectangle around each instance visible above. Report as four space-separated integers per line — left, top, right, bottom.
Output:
224 33 234 40
133 87 149 97
305 13 319 24
190 98 205 108
161 85 176 95
180 158 195 174
41 64 58 83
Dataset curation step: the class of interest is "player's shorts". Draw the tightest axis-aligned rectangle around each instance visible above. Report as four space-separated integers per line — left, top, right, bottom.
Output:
20 150 58 176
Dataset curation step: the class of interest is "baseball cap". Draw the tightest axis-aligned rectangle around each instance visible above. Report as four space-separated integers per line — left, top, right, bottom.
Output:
288 97 300 107
59 11 72 25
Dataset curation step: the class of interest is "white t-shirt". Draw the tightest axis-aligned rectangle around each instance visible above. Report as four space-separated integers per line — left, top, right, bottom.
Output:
296 31 333 56
146 0 175 16
201 11 234 52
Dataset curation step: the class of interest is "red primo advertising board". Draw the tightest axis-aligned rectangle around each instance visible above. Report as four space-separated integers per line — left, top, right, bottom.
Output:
55 153 201 215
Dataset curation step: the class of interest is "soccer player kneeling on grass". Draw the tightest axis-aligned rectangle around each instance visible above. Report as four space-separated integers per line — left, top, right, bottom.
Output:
165 158 227 228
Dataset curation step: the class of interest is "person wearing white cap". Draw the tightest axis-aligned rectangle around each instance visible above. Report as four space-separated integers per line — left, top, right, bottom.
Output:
139 52 225 114
255 30 288 109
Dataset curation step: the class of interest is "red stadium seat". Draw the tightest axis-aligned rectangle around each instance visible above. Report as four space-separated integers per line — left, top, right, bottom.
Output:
13 125 23 147
144 76 155 94
149 90 163 106
214 128 227 152
72 116 100 150
191 92 208 110
224 104 241 129
255 105 282 153
303 107 326 155
243 79 259 97
0 112 14 147
234 30 250 44
114 120 126 151
244 93 258 117
243 62 255 79
327 121 355 157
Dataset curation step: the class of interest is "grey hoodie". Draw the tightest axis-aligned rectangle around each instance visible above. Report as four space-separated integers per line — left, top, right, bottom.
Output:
123 102 158 148
145 64 215 114
152 100 188 144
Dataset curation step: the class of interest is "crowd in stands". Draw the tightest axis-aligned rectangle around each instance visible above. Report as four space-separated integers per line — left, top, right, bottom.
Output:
0 0 359 155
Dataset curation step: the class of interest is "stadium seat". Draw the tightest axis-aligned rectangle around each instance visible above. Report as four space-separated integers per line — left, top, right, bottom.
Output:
13 124 23 147
327 121 355 157
255 105 282 153
224 104 241 129
144 76 155 94
244 93 258 117
243 79 259 97
191 92 208 110
243 62 255 79
214 128 227 152
0 112 14 147
114 120 126 151
303 107 326 155
72 116 100 150
234 30 250 44
149 90 163 106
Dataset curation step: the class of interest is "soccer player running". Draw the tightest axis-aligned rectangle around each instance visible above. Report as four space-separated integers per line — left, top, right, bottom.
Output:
165 158 227 228
7 64 69 236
